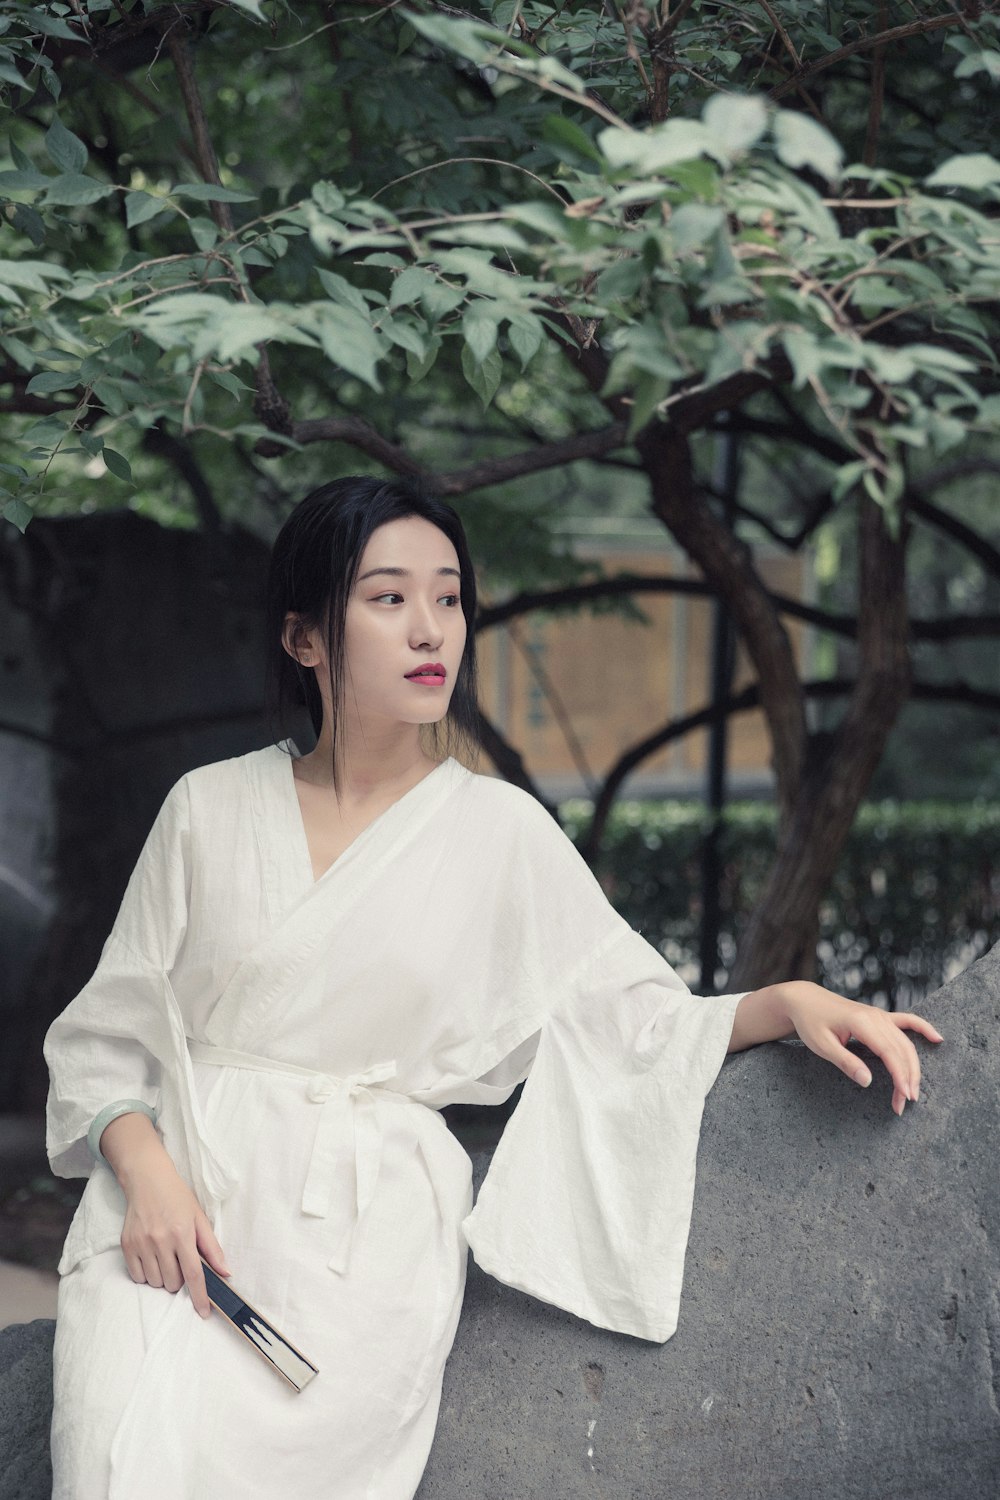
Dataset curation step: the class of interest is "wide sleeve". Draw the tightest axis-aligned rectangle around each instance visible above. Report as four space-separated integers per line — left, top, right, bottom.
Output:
43 775 192 1180
460 785 746 1344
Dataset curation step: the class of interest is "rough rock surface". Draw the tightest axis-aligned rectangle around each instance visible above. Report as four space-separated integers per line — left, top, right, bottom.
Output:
3 945 998 1500
417 944 1000 1500
0 1319 52 1500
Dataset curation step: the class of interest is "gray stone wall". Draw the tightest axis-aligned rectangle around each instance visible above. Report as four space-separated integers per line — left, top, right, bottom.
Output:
2 942 997 1499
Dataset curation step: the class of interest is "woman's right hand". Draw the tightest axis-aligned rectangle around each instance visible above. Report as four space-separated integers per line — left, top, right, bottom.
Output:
100 1111 231 1319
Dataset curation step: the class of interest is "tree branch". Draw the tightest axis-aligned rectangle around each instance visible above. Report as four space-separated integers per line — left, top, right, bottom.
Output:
141 422 223 533
474 707 558 815
278 415 632 494
284 415 425 476
476 571 1000 642
577 669 1000 856
909 475 1000 581
768 13 969 102
862 2 889 168
165 19 233 236
433 422 630 494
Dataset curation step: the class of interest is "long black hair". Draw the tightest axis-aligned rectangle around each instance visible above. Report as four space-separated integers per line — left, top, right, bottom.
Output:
265 475 481 780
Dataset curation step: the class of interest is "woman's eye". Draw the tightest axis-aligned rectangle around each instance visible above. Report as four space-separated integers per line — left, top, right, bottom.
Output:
440 594 460 607
373 592 403 604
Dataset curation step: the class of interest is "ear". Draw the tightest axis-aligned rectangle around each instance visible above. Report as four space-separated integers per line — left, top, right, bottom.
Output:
282 612 321 667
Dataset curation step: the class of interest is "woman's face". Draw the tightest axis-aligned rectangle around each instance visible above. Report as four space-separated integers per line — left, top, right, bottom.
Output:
337 515 468 730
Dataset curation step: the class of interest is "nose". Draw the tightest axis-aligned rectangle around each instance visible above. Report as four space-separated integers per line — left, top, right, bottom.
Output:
408 599 444 651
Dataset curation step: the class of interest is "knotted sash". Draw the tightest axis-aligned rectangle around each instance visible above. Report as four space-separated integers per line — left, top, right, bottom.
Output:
187 1039 397 1273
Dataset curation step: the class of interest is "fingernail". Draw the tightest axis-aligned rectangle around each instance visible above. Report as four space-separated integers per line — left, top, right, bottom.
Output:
913 1085 920 1102
854 1066 872 1087
199 1307 210 1320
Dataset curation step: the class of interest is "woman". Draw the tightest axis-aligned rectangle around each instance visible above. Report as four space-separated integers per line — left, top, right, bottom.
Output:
44 475 941 1499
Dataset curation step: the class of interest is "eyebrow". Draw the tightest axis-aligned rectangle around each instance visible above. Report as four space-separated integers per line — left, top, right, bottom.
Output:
356 565 461 582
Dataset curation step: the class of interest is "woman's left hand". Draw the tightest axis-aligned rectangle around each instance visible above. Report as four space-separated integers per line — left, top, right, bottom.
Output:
781 980 944 1115
729 980 944 1113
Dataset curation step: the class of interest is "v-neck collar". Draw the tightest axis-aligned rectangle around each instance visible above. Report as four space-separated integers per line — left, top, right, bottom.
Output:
280 742 457 889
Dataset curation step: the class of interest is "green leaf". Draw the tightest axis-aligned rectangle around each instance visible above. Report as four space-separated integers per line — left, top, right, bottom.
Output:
462 304 499 364
2 498 34 533
224 0 265 15
461 342 502 408
954 49 1000 82
103 448 133 482
702 94 767 157
238 247 273 267
11 203 45 247
312 181 345 214
316 268 370 315
389 266 435 309
362 253 407 270
45 116 88 174
0 62 28 90
429 221 529 252
627 372 669 439
406 335 441 383
41 172 113 206
596 255 647 302
125 190 168 228
0 169 50 190
10 142 33 172
206 369 251 401
311 303 384 389
25 370 80 395
925 153 1000 191
925 410 966 453
831 459 867 501
172 183 258 203
189 216 219 251
406 13 584 93
773 111 844 182
79 431 104 456
382 318 426 358
507 314 543 369
0 334 35 370
897 344 976 374
29 12 80 38
669 203 725 254
599 120 714 176
542 114 602 164
0 259 71 293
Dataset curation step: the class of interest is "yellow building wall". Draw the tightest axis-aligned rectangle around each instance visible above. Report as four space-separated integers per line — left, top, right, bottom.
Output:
475 543 810 793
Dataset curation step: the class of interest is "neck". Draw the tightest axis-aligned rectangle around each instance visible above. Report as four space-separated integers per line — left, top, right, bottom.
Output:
296 721 437 800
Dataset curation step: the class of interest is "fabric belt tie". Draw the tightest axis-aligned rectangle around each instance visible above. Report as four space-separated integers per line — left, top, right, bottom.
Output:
187 1039 397 1275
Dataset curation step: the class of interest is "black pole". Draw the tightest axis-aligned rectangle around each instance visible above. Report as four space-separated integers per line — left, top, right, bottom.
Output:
698 425 739 992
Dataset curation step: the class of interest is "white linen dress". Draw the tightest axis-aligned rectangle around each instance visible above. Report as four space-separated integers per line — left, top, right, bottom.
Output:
44 742 746 1499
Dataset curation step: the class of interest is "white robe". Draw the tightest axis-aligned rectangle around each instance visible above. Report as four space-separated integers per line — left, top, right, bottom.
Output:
44 743 745 1499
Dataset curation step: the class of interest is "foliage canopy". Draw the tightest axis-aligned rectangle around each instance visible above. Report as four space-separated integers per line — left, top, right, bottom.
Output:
1 0 998 532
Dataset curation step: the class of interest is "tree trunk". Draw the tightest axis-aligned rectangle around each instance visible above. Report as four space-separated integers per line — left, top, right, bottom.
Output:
729 495 911 989
639 423 807 824
636 422 912 991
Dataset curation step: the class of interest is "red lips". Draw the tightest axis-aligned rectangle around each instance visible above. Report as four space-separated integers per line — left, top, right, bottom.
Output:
406 662 446 678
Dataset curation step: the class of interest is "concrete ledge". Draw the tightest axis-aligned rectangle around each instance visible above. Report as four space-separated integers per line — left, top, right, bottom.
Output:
3 946 999 1499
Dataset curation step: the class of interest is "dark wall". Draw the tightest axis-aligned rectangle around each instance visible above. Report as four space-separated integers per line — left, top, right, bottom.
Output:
0 511 308 1111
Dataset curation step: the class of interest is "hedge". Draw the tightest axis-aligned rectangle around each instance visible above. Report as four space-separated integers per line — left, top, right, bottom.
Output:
560 801 1000 1006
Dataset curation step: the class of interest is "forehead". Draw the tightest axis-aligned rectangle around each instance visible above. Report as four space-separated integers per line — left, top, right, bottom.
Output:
356 516 460 571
